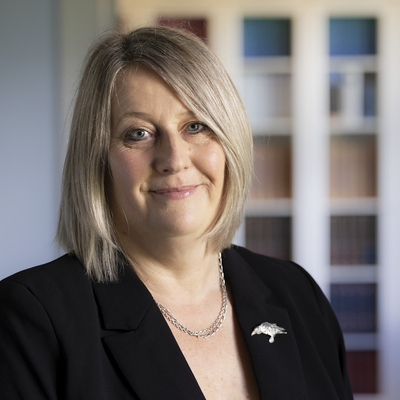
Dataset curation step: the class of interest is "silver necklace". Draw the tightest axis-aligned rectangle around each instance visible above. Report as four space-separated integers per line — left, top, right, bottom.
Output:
155 253 228 339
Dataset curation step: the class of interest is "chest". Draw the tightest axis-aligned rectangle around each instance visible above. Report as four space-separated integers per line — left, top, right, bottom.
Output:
169 308 260 400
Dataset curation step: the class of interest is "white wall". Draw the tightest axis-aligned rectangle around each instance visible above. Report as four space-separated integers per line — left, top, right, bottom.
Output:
0 0 115 279
0 0 60 279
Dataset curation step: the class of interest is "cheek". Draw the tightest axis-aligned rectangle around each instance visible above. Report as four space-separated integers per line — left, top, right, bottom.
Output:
108 149 148 195
201 142 226 186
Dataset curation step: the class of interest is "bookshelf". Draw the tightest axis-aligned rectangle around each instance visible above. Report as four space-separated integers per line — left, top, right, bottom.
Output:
217 14 380 396
328 17 378 396
116 2 400 398
242 14 381 397
241 18 293 260
242 18 292 136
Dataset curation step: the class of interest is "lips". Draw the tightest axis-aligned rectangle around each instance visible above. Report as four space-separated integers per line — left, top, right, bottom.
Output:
152 185 197 194
150 185 199 199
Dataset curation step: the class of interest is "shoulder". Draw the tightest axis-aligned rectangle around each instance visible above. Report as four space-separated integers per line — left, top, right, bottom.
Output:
224 246 336 327
0 255 100 398
0 254 99 359
0 254 92 316
1 253 88 289
225 245 320 296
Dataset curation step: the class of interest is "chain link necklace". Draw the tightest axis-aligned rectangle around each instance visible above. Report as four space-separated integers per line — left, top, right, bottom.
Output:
155 253 227 339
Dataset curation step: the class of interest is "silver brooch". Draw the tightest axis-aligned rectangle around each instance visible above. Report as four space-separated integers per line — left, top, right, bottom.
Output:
251 322 287 343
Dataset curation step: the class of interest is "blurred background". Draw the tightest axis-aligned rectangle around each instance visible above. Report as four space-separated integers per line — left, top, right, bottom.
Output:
1 0 400 398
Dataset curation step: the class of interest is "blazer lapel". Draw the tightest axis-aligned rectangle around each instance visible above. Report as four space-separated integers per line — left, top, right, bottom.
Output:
92 262 205 400
223 249 309 400
92 250 309 400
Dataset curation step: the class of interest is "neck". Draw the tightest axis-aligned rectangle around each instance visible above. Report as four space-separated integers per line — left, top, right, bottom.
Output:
120 234 221 303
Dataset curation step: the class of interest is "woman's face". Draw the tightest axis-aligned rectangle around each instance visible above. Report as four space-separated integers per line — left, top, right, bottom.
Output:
108 65 226 248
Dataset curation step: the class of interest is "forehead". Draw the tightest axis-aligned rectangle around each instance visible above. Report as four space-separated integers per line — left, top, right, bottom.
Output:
115 64 165 91
112 64 189 117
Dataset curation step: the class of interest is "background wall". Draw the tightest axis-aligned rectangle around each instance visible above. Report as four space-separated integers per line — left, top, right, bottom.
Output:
0 0 115 279
0 0 59 278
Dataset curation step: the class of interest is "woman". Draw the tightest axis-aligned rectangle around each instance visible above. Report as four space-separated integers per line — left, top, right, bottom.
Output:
0 27 353 399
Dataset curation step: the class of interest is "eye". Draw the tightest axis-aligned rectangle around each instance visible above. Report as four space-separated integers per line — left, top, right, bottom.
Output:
124 129 150 141
185 122 208 134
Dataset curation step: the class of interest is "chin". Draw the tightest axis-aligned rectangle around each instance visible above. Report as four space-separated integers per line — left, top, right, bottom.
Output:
150 212 211 238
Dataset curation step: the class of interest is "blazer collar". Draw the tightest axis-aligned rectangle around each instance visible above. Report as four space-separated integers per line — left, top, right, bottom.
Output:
222 248 309 400
92 261 206 400
92 250 308 400
92 260 154 331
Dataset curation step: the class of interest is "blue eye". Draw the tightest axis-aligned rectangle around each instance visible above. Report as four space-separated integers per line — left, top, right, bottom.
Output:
188 123 200 131
125 129 150 141
186 123 207 133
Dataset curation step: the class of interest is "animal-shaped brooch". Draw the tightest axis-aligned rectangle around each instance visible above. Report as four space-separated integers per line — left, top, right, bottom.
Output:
251 322 287 343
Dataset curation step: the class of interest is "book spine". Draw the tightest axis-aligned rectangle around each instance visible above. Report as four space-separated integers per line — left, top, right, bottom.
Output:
331 283 377 332
330 216 377 265
245 217 291 259
346 350 377 393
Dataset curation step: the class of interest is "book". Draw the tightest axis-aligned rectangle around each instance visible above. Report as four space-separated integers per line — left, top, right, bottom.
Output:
250 136 292 199
364 72 377 117
244 18 291 57
245 216 291 259
330 134 377 198
329 72 377 128
330 283 377 332
330 215 377 265
346 350 377 393
330 73 342 117
329 18 377 56
158 17 207 41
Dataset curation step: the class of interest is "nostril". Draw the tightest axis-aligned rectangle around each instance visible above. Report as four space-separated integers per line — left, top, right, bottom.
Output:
154 138 191 174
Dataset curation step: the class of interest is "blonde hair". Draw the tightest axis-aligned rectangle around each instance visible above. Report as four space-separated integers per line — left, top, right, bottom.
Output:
57 26 253 281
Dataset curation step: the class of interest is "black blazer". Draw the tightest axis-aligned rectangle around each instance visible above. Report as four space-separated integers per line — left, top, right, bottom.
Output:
0 246 353 399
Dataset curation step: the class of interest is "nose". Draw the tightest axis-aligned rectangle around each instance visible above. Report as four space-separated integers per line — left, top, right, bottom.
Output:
153 131 191 174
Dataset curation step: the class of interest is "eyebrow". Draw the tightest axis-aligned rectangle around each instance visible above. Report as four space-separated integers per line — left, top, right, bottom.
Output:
118 109 197 121
118 111 152 120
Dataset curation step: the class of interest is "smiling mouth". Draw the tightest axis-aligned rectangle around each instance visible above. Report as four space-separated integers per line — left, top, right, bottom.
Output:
150 185 198 199
152 186 197 194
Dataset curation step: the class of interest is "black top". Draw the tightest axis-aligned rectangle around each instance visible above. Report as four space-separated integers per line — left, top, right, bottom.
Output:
0 246 353 399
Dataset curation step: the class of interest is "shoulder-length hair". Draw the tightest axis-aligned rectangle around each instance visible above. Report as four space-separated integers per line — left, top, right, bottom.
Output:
57 26 253 282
